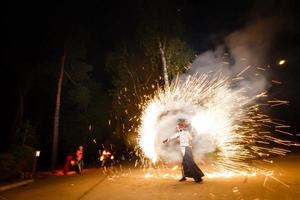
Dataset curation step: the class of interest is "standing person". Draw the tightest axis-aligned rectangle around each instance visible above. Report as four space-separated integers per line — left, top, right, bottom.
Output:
63 153 73 175
163 120 205 182
76 145 84 174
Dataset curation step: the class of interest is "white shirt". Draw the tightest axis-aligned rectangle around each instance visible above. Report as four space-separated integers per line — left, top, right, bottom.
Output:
169 130 192 147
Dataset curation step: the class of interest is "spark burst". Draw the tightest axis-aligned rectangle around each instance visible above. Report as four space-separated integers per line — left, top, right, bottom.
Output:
137 72 297 176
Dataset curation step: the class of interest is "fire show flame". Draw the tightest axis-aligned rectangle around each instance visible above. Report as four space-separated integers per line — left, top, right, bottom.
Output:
137 72 298 176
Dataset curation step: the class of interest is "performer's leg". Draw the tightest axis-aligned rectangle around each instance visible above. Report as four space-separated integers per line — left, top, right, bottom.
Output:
78 160 83 173
180 147 185 155
179 146 187 181
179 171 187 181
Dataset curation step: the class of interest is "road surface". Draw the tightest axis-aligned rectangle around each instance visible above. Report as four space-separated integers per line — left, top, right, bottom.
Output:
1 154 300 200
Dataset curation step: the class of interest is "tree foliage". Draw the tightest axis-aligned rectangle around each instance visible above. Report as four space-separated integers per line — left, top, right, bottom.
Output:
58 33 111 164
6 28 111 168
106 5 195 145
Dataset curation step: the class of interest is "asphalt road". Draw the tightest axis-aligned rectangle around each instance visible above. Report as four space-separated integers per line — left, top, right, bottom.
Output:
1 154 300 200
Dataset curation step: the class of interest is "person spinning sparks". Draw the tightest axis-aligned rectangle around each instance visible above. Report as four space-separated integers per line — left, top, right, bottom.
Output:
163 119 205 182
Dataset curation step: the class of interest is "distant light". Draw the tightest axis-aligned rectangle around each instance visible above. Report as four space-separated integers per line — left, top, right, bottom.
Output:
89 124 92 131
35 151 41 157
70 160 76 166
278 60 286 65
100 155 104 161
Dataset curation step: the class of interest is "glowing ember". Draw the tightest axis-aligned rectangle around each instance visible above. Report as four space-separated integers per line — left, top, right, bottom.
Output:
205 171 257 179
278 60 286 65
144 172 154 178
70 160 77 166
100 156 104 161
171 165 179 171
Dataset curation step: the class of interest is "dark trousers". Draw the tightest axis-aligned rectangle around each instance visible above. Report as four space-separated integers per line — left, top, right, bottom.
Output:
182 146 205 181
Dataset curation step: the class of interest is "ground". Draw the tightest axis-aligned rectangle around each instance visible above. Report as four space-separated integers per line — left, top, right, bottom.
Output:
1 154 300 200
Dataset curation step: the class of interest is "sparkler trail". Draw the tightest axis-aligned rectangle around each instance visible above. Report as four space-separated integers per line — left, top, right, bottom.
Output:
137 71 297 175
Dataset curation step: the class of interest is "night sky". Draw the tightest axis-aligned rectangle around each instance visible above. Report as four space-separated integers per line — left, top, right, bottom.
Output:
2 0 300 152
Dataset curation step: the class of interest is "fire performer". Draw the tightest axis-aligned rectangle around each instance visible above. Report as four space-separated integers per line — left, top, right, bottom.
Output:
76 145 84 174
163 120 205 182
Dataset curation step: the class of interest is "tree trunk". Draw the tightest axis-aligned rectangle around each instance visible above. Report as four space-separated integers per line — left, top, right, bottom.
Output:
21 121 27 146
11 84 24 143
158 40 170 91
51 50 66 169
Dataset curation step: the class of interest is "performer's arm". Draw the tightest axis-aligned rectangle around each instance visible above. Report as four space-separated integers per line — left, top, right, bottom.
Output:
163 132 180 144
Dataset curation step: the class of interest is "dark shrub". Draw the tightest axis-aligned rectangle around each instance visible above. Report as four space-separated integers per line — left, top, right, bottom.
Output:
0 145 35 181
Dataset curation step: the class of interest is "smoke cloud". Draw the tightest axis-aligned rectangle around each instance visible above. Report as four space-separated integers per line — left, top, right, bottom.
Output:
189 16 286 96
